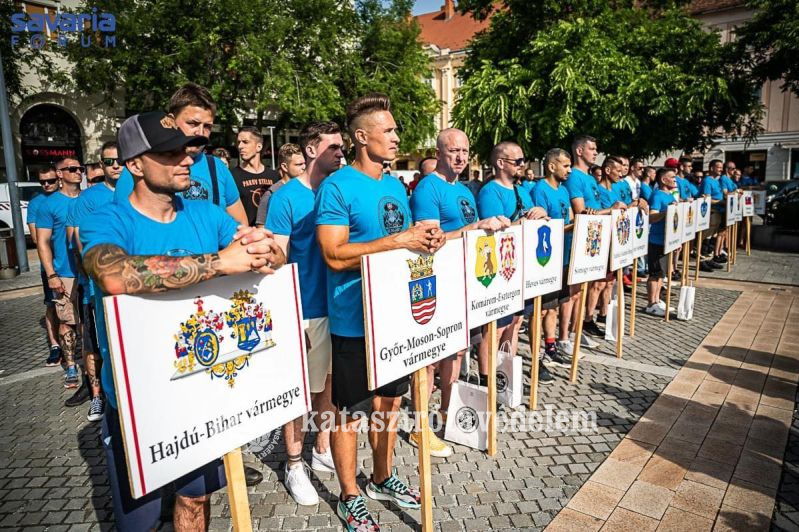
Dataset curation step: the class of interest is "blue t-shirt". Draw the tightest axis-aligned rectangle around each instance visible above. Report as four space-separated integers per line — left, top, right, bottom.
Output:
80 197 238 409
36 192 78 277
315 166 411 337
27 192 49 225
565 167 602 210
720 174 737 193
532 180 573 264
409 173 478 232
648 189 676 245
676 176 699 200
114 153 240 208
702 176 725 212
597 184 621 209
265 179 327 319
741 176 757 187
477 180 533 220
67 184 116 303
639 182 653 203
612 180 633 204
520 180 537 197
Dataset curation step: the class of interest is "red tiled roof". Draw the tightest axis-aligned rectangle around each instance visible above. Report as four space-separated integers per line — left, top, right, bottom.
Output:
688 0 745 15
414 4 490 52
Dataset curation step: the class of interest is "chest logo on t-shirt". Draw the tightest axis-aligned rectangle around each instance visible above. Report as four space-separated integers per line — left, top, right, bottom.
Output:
182 180 209 201
593 187 601 202
458 197 477 224
560 201 569 222
378 197 406 235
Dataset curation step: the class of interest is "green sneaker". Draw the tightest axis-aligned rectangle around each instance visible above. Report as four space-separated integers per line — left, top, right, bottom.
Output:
337 495 379 532
365 470 421 509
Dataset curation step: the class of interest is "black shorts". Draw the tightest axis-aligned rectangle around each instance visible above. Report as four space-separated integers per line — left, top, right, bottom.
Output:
331 334 410 414
647 243 666 277
40 269 55 305
497 298 535 327
542 265 572 310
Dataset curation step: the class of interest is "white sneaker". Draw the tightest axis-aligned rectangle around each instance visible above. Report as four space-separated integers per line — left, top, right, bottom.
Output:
284 462 319 506
656 300 666 310
311 447 360 476
571 332 598 349
557 340 575 357
645 303 666 317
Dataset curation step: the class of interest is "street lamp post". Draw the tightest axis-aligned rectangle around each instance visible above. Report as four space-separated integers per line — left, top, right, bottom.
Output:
267 126 275 170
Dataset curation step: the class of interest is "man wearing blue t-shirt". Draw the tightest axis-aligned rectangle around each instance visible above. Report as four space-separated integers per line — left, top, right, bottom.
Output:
36 156 82 388
64 141 122 416
266 121 345 506
409 128 509 456
645 168 679 317
113 83 248 226
702 159 729 266
316 94 445 532
80 111 284 531
28 166 63 365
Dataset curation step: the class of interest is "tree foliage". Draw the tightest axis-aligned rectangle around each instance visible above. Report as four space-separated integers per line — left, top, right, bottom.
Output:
453 0 763 160
50 0 436 152
735 0 799 97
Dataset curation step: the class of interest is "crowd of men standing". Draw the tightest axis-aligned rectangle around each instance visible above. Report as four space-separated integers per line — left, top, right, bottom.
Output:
25 81 753 532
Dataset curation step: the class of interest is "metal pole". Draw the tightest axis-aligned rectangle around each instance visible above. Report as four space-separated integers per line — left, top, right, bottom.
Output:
0 50 29 273
267 126 275 170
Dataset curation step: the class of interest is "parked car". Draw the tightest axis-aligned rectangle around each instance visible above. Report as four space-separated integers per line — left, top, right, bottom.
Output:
763 180 799 225
0 182 44 237
769 186 799 230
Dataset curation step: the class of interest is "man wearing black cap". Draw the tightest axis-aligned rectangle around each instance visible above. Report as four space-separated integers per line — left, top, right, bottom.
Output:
80 111 285 531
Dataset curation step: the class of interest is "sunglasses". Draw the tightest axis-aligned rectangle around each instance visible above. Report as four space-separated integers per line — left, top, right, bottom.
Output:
58 165 85 173
501 157 526 166
88 176 105 184
102 157 122 166
39 178 58 186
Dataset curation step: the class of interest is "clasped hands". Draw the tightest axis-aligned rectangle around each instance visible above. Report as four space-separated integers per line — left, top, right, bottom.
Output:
219 226 287 275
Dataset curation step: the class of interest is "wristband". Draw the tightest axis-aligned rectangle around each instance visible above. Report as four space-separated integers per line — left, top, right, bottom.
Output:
47 273 59 279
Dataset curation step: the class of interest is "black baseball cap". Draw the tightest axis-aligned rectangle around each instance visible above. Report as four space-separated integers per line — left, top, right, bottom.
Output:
118 111 208 161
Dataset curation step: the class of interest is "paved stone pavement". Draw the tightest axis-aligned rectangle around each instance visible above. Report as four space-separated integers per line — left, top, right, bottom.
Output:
773 386 799 531
0 250 42 293
546 280 799 531
692 248 799 287
0 273 742 531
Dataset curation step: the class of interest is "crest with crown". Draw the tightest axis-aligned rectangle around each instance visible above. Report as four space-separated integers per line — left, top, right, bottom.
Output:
406 255 434 280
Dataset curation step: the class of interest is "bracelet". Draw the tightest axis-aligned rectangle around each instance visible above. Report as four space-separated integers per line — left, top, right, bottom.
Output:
47 273 59 279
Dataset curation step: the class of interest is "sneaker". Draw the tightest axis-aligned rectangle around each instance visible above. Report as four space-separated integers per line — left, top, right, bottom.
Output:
623 273 633 287
538 363 555 384
311 447 361 476
656 300 675 313
65 378 90 407
87 395 105 422
64 366 79 389
366 470 421 509
284 462 319 506
700 261 715 272
596 314 607 325
409 429 453 458
645 303 666 317
709 260 724 269
545 350 571 368
713 255 727 263
571 331 598 349
583 320 604 337
46 346 62 367
337 495 379 532
556 340 575 357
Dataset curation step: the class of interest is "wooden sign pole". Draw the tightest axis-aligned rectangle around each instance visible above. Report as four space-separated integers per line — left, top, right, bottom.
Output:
412 367 434 532
665 252 673 323
528 296 542 410
733 223 739 265
694 233 702 283
223 448 253 532
615 269 623 358
629 258 638 337
726 227 732 273
569 282 589 383
486 320 498 457
746 217 752 255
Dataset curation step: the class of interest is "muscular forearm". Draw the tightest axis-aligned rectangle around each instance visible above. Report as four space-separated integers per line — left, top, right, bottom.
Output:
36 237 55 277
84 244 225 295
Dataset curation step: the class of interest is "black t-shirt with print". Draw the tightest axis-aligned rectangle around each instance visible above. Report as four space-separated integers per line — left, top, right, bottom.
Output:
231 165 279 225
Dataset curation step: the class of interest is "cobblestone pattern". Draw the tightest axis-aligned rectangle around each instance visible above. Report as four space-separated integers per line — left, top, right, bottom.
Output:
0 294 54 377
696 249 799 287
0 286 740 531
772 385 799 531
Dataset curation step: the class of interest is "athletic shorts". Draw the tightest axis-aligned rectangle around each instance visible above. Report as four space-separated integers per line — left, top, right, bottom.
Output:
647 243 667 278
497 298 534 328
331 334 409 414
40 269 55 305
306 317 332 394
53 277 78 325
704 211 722 239
541 265 573 310
102 406 225 531
79 298 99 355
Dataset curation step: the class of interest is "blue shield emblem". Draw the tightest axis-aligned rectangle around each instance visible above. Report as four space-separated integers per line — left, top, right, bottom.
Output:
536 225 552 266
233 315 260 352
193 330 220 367
700 201 708 217
635 209 644 238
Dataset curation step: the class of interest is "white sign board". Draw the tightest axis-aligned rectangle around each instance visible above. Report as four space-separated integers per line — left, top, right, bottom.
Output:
104 268 310 499
752 190 766 215
464 226 525 328
522 219 564 299
681 201 696 243
610 209 634 271
664 203 683 254
735 193 744 222
696 197 711 232
631 207 649 260
742 191 754 217
567 214 611 285
362 240 469 390
726 195 737 226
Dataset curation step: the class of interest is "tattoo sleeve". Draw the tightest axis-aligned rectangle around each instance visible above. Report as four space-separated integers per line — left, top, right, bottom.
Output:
84 244 224 295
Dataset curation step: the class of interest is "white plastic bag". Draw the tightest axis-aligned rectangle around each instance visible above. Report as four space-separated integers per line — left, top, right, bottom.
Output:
677 284 695 321
497 341 523 408
604 291 624 342
444 354 488 450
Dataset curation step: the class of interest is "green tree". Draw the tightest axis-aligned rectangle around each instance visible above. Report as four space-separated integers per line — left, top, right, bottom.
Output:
50 0 435 152
453 0 763 160
735 0 799 96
